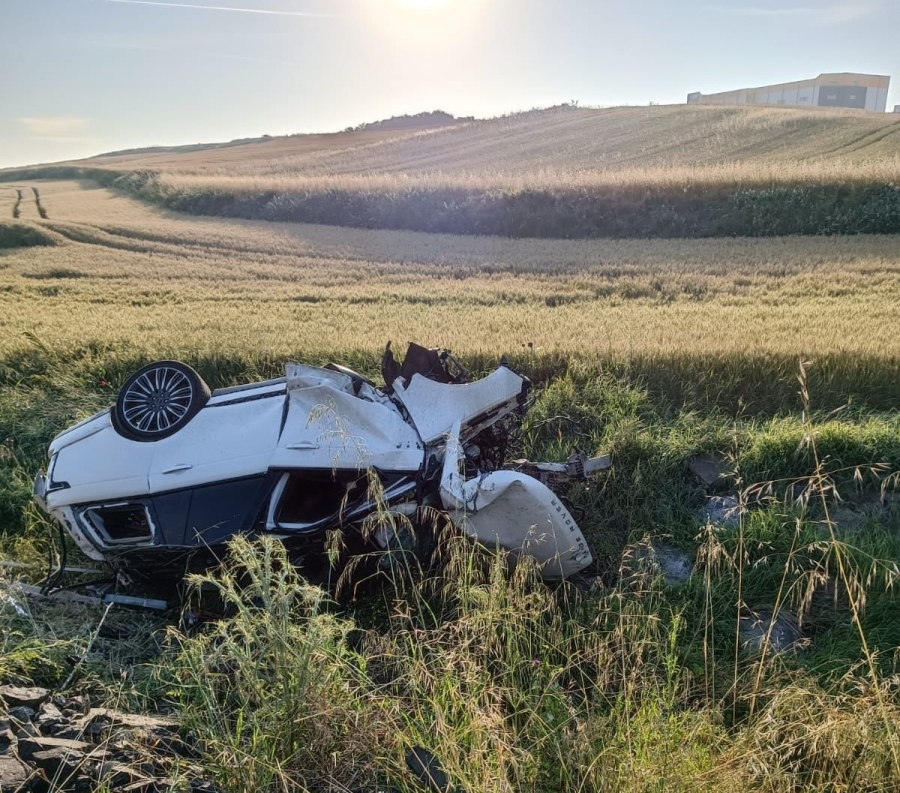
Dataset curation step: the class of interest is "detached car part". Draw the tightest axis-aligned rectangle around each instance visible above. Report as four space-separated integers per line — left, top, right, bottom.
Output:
34 343 607 581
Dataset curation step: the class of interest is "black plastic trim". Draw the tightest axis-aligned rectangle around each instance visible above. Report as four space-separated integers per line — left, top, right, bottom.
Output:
212 377 287 397
206 390 286 408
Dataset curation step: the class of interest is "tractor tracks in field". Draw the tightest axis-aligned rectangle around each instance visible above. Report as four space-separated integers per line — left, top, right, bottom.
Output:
39 220 308 264
6 186 49 220
813 122 900 160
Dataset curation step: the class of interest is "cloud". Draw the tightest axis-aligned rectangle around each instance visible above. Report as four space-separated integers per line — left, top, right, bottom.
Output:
103 0 333 18
18 117 91 136
705 2 878 23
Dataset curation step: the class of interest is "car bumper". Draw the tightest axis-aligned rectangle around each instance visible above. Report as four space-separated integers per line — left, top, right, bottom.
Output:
33 473 48 511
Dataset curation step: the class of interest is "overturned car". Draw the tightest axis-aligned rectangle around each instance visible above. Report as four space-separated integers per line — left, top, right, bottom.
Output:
33 344 608 582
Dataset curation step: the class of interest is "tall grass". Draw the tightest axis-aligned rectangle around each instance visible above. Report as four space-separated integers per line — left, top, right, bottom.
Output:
160 488 900 793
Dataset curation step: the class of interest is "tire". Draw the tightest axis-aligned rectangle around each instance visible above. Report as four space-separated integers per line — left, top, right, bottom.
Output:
111 360 210 442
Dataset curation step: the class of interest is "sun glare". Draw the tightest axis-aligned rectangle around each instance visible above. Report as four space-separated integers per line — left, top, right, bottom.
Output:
369 0 479 42
390 0 454 10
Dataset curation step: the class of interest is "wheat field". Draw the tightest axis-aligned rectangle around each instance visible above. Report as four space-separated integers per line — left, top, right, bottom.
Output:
67 105 900 183
1 179 899 363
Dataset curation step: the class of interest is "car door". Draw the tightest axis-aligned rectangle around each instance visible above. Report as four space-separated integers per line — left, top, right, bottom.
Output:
148 388 286 494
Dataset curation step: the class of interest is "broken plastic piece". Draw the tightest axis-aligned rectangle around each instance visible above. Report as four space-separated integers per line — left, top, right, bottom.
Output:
440 421 593 579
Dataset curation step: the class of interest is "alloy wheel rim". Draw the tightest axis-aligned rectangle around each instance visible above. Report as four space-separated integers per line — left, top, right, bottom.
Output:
121 367 193 434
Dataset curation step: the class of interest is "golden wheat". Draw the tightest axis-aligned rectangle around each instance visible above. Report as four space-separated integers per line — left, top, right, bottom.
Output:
40 105 900 188
1 180 899 360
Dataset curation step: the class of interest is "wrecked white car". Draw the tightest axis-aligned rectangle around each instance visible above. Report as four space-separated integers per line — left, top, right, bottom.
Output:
33 343 607 581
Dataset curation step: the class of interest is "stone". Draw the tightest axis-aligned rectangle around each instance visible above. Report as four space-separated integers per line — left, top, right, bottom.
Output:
740 607 806 655
653 542 692 585
35 702 64 736
0 755 29 793
624 540 692 586
37 702 62 723
406 746 452 793
687 452 728 487
30 746 85 779
60 695 90 718
15 735 91 763
6 706 36 725
701 495 742 527
190 781 225 793
10 720 39 740
0 686 48 710
76 708 178 733
70 776 95 793
97 762 148 789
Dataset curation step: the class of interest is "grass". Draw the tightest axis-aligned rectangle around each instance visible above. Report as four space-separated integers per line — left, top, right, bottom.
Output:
1 179 900 790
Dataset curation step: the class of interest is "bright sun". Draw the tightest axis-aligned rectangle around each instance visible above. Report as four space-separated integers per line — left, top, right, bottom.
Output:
390 0 454 10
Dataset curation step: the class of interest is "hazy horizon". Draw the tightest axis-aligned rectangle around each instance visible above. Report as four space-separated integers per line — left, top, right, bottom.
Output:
3 0 898 169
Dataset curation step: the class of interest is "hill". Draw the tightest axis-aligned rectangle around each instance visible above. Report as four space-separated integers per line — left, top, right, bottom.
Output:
62 103 900 177
4 105 900 238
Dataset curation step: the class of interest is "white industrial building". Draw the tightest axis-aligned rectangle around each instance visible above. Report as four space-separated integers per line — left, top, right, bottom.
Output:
688 73 891 113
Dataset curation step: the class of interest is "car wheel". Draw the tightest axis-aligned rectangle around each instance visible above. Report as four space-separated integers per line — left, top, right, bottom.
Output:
112 360 210 442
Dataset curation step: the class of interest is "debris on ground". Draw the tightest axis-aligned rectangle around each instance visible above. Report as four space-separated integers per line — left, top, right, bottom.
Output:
406 746 462 793
687 452 729 488
739 607 807 655
700 495 742 527
0 694 197 792
0 687 48 711
622 539 693 586
652 542 693 585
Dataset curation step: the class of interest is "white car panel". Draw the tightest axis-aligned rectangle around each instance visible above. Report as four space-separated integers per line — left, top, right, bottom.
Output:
148 394 286 492
440 420 593 579
273 365 423 472
48 420 156 508
393 367 526 445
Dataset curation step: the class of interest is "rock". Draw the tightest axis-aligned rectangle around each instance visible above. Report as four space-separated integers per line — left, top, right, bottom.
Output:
190 781 225 793
653 542 692 585
740 607 806 655
687 452 728 487
6 706 36 725
10 719 39 740
97 762 150 789
76 708 178 733
0 755 30 793
624 540 692 586
30 746 85 779
406 746 454 793
37 702 62 723
15 735 91 763
0 686 48 711
701 495 741 527
60 695 90 718
70 776 95 793
35 702 65 737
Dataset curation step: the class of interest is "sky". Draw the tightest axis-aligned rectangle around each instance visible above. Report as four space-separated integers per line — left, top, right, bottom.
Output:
2 0 898 167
